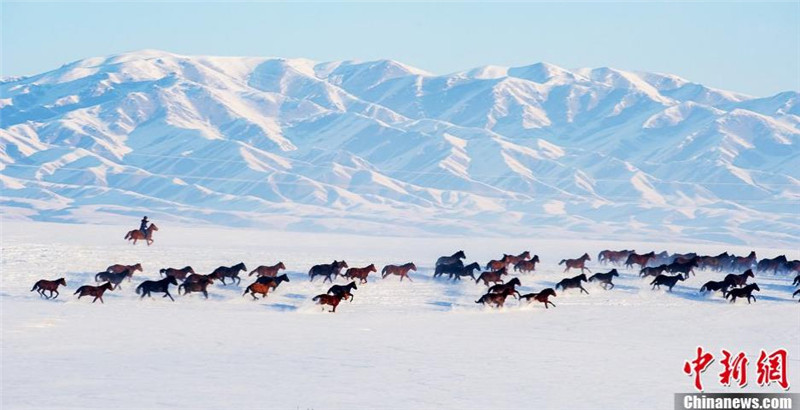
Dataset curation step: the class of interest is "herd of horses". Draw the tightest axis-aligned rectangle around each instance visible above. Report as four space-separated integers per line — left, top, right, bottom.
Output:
28 248 800 312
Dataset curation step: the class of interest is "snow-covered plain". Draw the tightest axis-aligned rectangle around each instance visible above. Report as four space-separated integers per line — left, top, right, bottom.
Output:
2 222 799 409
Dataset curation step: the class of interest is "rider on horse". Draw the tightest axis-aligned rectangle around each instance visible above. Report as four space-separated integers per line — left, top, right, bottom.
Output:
140 216 149 236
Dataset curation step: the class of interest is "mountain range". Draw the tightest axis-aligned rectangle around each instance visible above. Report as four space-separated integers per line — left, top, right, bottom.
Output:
1 50 798 245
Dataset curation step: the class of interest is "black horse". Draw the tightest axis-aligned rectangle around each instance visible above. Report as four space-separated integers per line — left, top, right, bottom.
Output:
555 274 589 294
450 262 482 281
666 258 698 277
650 274 685 292
433 261 465 278
436 250 466 267
255 273 291 290
588 269 620 290
211 262 247 286
136 276 178 301
726 283 760 303
699 279 731 295
327 281 358 302
309 260 349 283
639 264 668 278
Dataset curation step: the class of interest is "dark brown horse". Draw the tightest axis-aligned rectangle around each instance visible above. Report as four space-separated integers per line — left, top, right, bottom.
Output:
588 269 619 290
312 293 345 313
726 283 760 303
598 250 634 265
487 277 522 299
160 266 195 280
124 224 158 246
248 262 286 277
74 282 114 303
309 260 348 283
503 251 531 266
559 253 591 274
475 288 516 308
31 278 67 299
513 255 541 273
136 276 178 301
178 277 213 298
344 264 377 284
650 274 685 291
106 263 143 281
211 262 247 286
94 269 131 290
730 251 757 271
475 268 508 286
724 269 754 288
519 288 557 309
327 281 358 302
382 263 416 282
625 251 655 269
555 274 589 294
486 256 512 271
185 271 223 284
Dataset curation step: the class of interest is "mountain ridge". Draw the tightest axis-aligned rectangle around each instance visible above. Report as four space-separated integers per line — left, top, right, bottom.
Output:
1 50 798 245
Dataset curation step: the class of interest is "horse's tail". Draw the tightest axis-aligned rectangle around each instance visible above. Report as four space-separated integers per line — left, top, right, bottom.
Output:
159 268 167 277
94 272 103 282
381 266 389 274
177 284 184 295
124 231 131 240
73 287 83 295
312 295 321 302
649 278 658 286
135 284 143 295
249 269 258 277
558 259 566 265
30 283 38 292
242 285 251 296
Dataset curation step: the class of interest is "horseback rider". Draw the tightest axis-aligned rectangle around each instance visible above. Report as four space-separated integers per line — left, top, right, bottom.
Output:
139 216 149 236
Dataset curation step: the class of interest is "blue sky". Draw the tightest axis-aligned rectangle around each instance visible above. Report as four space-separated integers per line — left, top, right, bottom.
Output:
2 1 798 96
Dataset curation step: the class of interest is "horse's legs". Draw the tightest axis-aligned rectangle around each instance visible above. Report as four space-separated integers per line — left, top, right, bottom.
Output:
580 286 589 295
406 274 413 282
165 291 175 302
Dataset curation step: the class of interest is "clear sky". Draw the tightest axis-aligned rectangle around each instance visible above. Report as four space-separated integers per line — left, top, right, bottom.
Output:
2 1 798 96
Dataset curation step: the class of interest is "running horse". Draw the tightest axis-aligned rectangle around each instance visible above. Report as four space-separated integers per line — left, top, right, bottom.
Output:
519 288 557 309
625 251 655 270
124 224 159 246
381 263 416 282
559 253 591 274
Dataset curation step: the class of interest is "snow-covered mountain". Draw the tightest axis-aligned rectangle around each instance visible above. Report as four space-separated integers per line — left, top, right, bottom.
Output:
1 50 798 245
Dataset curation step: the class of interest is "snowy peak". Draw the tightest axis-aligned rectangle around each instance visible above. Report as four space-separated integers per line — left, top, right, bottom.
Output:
1 50 798 245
